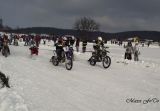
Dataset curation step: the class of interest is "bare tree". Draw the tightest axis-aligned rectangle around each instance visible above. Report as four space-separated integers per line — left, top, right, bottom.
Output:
74 17 100 32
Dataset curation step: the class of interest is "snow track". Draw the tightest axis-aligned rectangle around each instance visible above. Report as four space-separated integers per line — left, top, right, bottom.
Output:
0 42 160 111
0 88 28 111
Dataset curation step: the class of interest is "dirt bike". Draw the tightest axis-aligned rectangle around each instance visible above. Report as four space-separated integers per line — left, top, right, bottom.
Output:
89 47 111 68
51 46 73 70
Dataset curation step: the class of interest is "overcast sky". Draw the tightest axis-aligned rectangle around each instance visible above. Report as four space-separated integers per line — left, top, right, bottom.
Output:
0 0 160 32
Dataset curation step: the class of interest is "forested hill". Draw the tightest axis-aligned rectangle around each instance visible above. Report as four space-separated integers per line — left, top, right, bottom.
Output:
8 27 160 41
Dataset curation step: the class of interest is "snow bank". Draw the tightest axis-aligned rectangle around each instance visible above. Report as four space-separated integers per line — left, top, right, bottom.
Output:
0 88 28 111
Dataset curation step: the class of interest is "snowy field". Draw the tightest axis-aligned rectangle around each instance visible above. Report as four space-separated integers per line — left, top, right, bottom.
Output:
0 41 160 111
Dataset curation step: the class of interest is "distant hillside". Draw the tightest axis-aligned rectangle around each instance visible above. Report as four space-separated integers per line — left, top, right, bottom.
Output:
7 27 160 41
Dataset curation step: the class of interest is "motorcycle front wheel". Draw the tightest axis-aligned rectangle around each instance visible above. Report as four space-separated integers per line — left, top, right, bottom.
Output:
89 56 96 66
102 56 111 68
65 58 73 70
52 56 59 66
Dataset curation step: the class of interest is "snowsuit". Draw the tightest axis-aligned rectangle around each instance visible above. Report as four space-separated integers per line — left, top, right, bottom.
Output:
125 46 133 60
133 45 140 61
30 46 39 55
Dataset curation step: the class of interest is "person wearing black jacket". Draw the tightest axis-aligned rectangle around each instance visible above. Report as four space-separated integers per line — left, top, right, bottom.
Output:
82 39 87 53
75 38 80 52
55 37 64 61
93 37 104 60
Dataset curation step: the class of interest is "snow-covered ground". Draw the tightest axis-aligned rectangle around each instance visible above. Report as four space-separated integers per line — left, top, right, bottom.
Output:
0 41 160 111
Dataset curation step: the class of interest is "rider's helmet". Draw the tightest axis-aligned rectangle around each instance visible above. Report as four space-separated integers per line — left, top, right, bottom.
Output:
98 36 102 41
135 42 138 45
63 36 67 41
71 36 75 40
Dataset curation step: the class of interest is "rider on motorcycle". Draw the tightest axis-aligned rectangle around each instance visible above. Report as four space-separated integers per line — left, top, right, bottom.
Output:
63 36 74 60
55 37 64 61
93 36 104 60
88 37 104 62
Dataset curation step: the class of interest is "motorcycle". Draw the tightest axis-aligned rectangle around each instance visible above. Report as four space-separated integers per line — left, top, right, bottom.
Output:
51 46 73 70
89 47 111 68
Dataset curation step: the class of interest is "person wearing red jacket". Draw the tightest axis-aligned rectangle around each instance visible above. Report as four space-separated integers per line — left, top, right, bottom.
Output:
34 35 41 47
29 44 39 55
2 34 10 54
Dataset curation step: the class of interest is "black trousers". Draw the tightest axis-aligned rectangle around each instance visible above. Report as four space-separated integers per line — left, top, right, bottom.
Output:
125 53 132 60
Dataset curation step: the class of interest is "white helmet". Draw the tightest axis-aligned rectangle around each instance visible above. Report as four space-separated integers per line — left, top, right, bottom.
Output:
72 36 75 40
63 36 67 41
135 42 139 45
98 36 102 41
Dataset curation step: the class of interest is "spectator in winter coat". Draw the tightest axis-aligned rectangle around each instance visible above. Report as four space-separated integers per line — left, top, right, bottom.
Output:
24 36 30 46
125 42 133 60
43 38 46 45
8 34 12 45
147 41 151 47
82 39 87 53
35 35 41 47
13 35 18 46
30 39 35 46
75 38 80 52
2 34 10 54
133 43 140 61
70 36 75 46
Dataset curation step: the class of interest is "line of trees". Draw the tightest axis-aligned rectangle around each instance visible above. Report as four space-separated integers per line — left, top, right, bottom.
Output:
73 17 100 41
74 17 99 31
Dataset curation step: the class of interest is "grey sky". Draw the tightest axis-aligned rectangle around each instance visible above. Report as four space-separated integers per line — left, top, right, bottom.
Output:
0 0 160 32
